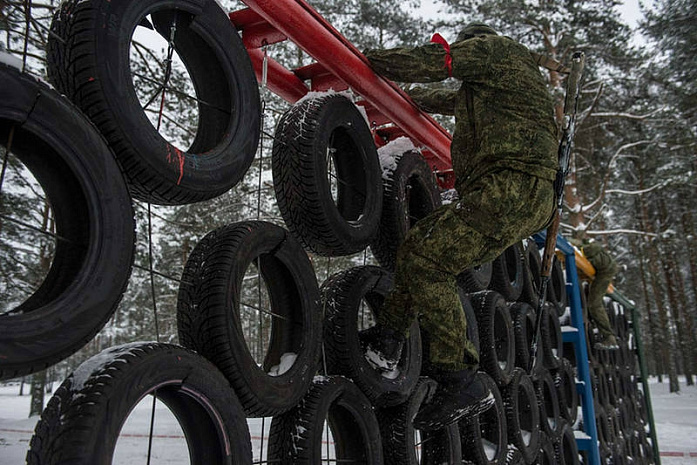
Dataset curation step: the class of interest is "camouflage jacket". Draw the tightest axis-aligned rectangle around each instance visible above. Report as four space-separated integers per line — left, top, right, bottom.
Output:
364 35 558 193
582 241 618 275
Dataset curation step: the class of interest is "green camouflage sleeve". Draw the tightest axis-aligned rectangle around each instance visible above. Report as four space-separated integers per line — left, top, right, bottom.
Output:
364 44 450 83
406 87 456 115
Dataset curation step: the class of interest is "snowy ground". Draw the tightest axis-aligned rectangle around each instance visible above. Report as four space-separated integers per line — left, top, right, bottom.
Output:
0 377 695 464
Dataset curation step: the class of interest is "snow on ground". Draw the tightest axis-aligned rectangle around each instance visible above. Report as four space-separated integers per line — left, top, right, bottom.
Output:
0 377 696 464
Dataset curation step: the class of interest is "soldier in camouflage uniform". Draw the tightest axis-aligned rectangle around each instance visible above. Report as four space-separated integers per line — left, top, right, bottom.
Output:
581 240 619 348
359 22 558 430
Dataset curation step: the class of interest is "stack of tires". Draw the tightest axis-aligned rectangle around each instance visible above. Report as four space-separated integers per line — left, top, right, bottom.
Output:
1 0 657 463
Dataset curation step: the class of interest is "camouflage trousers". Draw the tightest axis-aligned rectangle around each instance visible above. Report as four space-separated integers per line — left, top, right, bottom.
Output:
587 266 618 339
378 170 555 372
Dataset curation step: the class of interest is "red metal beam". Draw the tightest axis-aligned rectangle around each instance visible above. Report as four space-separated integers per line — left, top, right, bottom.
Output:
237 0 453 171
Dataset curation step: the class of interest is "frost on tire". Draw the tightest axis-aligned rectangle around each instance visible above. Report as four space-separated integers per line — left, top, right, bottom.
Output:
0 63 135 381
177 221 322 417
272 93 383 256
27 343 252 465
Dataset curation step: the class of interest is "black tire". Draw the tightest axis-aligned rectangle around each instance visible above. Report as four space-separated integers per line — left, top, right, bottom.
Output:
489 243 524 301
553 358 579 425
370 149 441 271
459 372 508 465
458 262 494 293
268 376 383 465
47 0 260 205
520 239 542 308
471 291 515 386
272 94 382 256
595 405 612 447
534 433 556 465
509 302 543 374
554 422 580 465
376 377 462 465
177 221 322 417
321 266 421 407
507 448 525 465
546 258 568 317
462 292 482 354
534 369 563 441
0 64 134 381
500 368 541 464
27 343 252 464
541 304 563 369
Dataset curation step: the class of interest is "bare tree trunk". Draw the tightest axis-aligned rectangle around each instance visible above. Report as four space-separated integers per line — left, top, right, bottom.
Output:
636 236 657 375
29 370 46 417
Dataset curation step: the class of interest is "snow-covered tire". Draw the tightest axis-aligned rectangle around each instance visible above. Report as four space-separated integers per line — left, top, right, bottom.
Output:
376 378 462 465
500 368 540 464
541 304 563 369
534 369 563 442
471 291 515 386
554 422 580 465
370 149 441 271
0 63 134 381
489 243 524 301
520 239 542 308
458 262 494 293
272 94 382 256
27 343 252 465
177 221 322 417
553 358 578 425
267 376 383 464
321 266 421 407
47 0 260 204
546 258 567 317
459 372 508 465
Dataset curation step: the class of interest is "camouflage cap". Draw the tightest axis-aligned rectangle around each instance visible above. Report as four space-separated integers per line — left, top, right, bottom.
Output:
456 22 498 42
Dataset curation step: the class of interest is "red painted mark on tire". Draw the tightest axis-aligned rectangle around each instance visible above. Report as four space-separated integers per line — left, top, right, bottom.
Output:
167 145 185 185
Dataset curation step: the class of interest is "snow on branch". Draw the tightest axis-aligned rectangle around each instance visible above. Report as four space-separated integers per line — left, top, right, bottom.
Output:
605 181 669 196
590 108 666 120
560 222 658 238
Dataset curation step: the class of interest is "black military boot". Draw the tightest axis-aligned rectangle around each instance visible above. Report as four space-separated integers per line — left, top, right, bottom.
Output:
413 368 494 431
359 325 405 373
594 332 619 350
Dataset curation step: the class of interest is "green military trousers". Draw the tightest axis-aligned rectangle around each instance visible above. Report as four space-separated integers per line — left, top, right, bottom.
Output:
587 265 618 339
378 170 555 372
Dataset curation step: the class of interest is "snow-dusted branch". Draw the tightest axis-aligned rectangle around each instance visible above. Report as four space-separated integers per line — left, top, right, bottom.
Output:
605 181 668 196
560 222 658 238
591 108 666 120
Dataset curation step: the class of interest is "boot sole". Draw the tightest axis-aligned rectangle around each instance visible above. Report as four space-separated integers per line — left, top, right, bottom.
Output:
413 391 496 432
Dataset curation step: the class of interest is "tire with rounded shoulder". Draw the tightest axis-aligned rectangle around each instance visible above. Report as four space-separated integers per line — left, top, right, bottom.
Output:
177 221 321 417
371 149 441 271
376 377 462 465
268 376 383 464
535 433 556 465
459 372 508 465
534 369 563 441
553 358 579 425
322 266 421 407
47 0 260 204
541 304 563 369
470 291 515 386
553 422 580 465
458 262 494 293
272 94 382 256
489 243 524 301
546 258 568 317
27 343 252 464
520 239 542 308
509 302 543 374
500 368 540 464
0 63 134 381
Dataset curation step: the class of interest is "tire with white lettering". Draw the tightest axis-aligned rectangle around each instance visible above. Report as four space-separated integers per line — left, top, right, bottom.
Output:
376 378 462 465
177 221 321 417
47 0 260 204
27 343 252 465
0 63 134 381
272 94 382 256
267 376 383 464
371 149 441 270
322 266 421 407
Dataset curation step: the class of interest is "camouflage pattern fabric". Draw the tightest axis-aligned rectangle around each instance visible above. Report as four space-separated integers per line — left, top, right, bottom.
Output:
365 34 559 371
378 171 555 372
583 242 618 339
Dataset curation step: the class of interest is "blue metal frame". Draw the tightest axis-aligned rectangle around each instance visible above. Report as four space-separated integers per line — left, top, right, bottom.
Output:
535 232 601 465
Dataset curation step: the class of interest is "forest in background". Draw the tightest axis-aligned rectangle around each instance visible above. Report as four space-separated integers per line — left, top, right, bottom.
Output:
0 0 694 416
